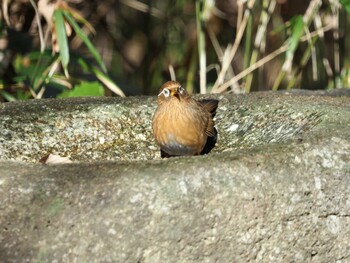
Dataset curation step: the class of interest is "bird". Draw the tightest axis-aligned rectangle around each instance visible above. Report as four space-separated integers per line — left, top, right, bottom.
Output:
152 81 218 158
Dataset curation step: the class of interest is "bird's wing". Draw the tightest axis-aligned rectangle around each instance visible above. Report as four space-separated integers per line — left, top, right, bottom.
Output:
198 99 219 137
199 99 219 118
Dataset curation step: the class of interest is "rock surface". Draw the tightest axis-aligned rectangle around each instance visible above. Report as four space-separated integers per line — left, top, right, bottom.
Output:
0 92 333 162
0 90 349 262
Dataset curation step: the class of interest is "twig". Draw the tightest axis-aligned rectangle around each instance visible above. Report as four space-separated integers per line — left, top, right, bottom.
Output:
303 25 318 81
120 0 163 18
2 0 10 25
196 0 207 94
299 23 333 41
169 64 176 81
207 25 240 92
329 0 340 87
245 0 276 92
212 43 288 93
211 0 256 93
29 0 45 52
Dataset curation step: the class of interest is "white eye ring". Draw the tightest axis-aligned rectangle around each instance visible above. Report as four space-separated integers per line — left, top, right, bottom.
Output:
159 88 170 97
178 86 184 94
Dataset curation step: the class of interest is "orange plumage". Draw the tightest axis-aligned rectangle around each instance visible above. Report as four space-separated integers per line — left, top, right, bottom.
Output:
152 81 218 157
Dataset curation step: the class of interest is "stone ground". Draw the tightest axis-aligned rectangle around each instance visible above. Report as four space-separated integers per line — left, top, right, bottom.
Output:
0 90 349 262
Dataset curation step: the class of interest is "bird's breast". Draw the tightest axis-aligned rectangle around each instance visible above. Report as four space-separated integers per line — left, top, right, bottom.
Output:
152 103 207 156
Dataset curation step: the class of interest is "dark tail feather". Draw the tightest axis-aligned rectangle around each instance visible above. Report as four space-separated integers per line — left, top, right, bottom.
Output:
199 99 219 118
161 149 173 158
199 99 219 155
200 127 217 155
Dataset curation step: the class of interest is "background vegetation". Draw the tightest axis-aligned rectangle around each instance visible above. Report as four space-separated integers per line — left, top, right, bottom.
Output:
1 0 350 101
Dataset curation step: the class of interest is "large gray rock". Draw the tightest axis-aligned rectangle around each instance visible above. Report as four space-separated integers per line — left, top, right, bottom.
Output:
0 92 332 162
0 90 349 262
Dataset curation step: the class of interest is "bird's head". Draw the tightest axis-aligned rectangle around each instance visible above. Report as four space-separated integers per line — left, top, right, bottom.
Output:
157 81 188 103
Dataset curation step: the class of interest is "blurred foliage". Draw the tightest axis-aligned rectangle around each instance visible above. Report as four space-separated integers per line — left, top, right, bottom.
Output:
0 0 124 101
0 0 350 101
58 81 104 98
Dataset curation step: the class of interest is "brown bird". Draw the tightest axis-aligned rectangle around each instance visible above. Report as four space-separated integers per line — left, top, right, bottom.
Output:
152 81 218 158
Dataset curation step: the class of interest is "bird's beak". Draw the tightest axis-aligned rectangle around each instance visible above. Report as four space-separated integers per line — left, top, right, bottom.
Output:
170 89 180 100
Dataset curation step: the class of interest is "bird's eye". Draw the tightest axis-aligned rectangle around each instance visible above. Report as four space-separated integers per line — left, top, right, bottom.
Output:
160 88 170 97
178 86 184 94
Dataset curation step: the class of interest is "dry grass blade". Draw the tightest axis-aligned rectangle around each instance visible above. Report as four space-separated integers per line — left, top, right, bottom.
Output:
245 0 276 93
196 0 207 94
300 23 333 41
169 65 176 81
304 0 323 24
329 0 341 87
211 0 256 93
30 0 45 52
213 44 288 93
120 0 163 18
2 0 10 25
92 67 125 97
207 27 240 93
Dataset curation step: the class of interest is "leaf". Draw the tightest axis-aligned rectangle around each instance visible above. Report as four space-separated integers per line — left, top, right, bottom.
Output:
340 0 350 15
63 11 107 72
13 52 58 91
77 58 125 97
64 6 95 34
58 81 104 98
54 9 70 76
287 15 304 59
31 54 60 91
0 89 17 102
283 15 304 72
92 67 125 97
56 0 95 34
38 0 56 26
39 154 72 164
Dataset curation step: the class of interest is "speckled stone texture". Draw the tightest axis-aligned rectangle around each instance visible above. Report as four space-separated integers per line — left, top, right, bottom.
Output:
0 90 349 262
0 92 330 162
